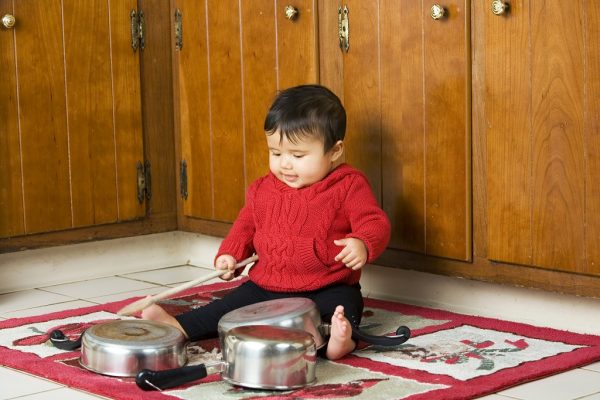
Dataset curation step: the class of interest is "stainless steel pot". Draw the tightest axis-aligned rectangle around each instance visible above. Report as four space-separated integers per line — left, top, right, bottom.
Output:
218 297 411 349
79 320 187 377
136 324 317 391
219 297 326 348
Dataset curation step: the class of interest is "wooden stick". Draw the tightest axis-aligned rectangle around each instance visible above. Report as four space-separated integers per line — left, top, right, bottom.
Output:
116 255 258 316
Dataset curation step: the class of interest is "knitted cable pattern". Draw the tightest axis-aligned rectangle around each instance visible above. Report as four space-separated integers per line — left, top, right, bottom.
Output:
216 164 391 292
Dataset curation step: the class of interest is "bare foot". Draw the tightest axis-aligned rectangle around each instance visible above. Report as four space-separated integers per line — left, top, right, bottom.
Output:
326 305 356 360
141 300 188 338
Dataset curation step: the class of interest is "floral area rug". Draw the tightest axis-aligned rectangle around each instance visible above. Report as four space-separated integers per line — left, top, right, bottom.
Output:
1 278 600 400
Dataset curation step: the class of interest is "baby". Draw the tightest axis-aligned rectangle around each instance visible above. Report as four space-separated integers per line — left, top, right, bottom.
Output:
143 84 391 360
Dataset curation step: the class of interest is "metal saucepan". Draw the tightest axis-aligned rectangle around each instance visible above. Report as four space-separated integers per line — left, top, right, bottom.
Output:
218 297 411 349
50 320 187 377
136 324 317 391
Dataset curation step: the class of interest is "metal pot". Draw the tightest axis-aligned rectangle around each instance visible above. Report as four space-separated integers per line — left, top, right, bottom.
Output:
218 297 411 349
136 324 317 391
78 320 187 377
219 297 326 348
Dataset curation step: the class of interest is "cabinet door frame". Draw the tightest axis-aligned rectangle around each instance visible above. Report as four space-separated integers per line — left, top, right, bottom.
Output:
174 0 319 233
319 0 472 262
0 0 177 252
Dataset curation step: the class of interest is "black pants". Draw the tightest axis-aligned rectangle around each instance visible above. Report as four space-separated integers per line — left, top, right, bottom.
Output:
175 280 364 342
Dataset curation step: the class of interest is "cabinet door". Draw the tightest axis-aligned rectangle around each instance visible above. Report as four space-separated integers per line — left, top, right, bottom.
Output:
176 0 318 222
0 0 145 237
484 1 600 276
320 0 471 261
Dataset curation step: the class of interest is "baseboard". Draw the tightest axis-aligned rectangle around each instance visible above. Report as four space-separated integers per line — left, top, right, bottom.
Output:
0 232 220 294
360 263 600 335
2 231 599 335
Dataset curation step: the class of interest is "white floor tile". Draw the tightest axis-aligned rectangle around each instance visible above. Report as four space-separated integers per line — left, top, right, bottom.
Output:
0 366 63 399
40 277 160 299
16 387 111 399
121 265 207 285
582 361 600 373
167 277 224 287
85 287 166 304
498 369 600 400
0 290 75 314
166 273 244 288
577 393 600 400
1 300 96 319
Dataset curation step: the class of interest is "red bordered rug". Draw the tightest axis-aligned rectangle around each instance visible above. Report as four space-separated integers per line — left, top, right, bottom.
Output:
1 278 600 400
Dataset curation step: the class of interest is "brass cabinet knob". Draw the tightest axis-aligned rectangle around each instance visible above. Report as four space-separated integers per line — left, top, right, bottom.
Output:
491 0 509 15
284 5 299 20
430 4 446 20
2 14 15 28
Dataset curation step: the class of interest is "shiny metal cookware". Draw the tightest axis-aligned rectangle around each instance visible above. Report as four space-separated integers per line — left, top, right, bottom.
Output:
219 297 326 348
136 324 317 391
218 297 411 349
79 320 187 377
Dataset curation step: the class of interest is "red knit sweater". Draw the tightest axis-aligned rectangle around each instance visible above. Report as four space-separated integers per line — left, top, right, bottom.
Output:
216 164 391 292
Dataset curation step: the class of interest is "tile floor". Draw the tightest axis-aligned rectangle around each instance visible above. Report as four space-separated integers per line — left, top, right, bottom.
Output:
1 264 600 400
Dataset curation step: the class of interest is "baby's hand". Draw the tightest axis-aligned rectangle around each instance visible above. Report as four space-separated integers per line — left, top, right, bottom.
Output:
215 254 237 281
334 238 368 270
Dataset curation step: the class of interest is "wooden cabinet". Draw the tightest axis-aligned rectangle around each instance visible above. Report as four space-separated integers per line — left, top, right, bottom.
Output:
481 0 600 277
174 0 318 226
319 0 471 261
171 0 600 294
2 0 598 296
0 0 145 238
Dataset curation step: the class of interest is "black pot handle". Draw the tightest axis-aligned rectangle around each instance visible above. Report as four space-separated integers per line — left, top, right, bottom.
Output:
351 325 411 346
136 364 209 391
49 330 82 351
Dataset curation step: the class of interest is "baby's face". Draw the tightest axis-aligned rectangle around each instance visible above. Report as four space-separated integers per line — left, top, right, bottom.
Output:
266 131 341 189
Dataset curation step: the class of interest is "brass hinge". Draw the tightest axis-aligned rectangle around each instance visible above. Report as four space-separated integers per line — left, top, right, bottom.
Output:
338 5 349 53
180 160 188 200
175 9 183 50
131 9 145 52
137 161 152 203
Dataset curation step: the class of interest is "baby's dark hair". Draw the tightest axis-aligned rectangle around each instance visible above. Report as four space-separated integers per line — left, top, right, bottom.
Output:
264 84 346 153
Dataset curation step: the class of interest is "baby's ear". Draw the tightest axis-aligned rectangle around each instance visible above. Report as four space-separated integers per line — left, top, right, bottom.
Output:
330 140 344 161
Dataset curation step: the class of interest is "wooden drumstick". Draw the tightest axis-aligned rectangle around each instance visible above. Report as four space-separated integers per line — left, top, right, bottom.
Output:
116 255 258 316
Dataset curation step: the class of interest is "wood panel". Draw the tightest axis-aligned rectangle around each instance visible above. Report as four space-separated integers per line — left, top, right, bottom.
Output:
2 0 146 238
15 0 72 233
485 0 532 265
531 0 585 272
208 0 245 222
381 0 425 252
1 0 174 250
241 0 277 186
317 0 344 98
340 0 382 201
0 0 24 237
64 0 118 226
177 0 319 224
140 0 177 215
586 0 600 274
111 0 145 221
318 0 470 261
486 1 595 276
178 0 212 220
242 0 319 185
276 0 318 89
423 0 470 260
